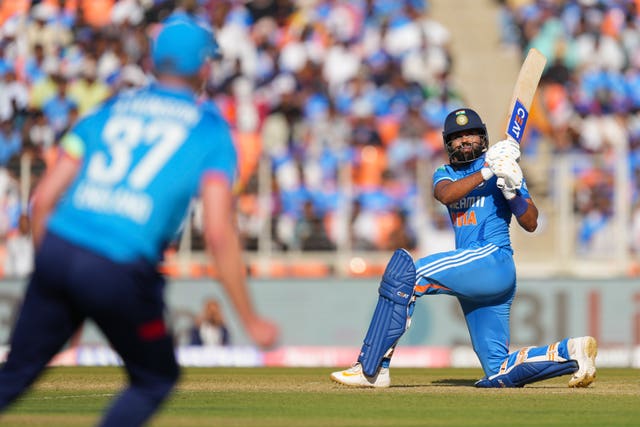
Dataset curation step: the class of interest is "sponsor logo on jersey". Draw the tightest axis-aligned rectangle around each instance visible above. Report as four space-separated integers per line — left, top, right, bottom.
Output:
451 211 477 227
448 196 485 210
449 196 485 227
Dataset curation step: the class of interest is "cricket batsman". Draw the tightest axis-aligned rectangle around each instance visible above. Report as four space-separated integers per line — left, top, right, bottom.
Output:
331 108 597 388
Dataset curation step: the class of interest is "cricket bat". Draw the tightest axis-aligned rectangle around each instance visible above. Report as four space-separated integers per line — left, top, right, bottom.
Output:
497 47 547 189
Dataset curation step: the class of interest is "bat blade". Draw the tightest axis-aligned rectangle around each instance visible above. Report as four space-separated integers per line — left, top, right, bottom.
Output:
497 48 547 190
505 48 547 144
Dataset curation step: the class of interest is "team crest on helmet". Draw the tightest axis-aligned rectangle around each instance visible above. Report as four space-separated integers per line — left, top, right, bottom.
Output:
455 112 469 126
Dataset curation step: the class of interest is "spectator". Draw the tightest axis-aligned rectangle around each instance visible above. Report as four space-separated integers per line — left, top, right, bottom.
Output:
387 104 429 178
0 119 21 166
294 200 335 251
23 109 55 155
350 101 384 147
26 2 73 57
349 198 381 251
4 213 34 279
0 168 20 240
115 63 148 91
25 47 59 106
384 208 416 251
419 208 455 255
0 68 29 124
189 298 231 346
67 57 111 115
42 74 77 137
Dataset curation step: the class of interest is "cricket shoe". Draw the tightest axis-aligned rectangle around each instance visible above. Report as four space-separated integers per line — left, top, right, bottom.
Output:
330 363 390 388
567 336 597 388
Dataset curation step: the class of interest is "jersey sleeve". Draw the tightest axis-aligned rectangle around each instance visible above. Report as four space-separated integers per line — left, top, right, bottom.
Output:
432 164 454 188
58 110 99 160
59 132 85 160
199 116 237 187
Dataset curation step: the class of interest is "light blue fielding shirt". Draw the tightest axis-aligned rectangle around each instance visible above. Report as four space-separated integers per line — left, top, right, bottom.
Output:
432 156 531 250
47 83 237 263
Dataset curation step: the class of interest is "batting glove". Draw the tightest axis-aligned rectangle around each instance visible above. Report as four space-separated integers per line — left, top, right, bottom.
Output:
489 156 523 190
501 186 517 200
480 166 494 181
486 139 521 164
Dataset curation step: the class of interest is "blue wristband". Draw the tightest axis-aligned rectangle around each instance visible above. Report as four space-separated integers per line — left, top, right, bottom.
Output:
507 195 528 217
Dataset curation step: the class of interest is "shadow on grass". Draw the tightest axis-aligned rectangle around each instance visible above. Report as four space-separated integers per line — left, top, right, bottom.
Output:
431 379 477 387
391 379 477 388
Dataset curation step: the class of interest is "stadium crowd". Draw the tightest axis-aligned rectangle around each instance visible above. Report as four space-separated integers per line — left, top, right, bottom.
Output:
0 0 639 278
0 0 462 278
498 0 640 257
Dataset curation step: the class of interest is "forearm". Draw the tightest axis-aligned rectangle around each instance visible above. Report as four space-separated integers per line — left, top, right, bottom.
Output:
505 193 538 232
434 170 487 205
30 191 50 247
30 201 52 248
201 178 278 348
207 228 258 327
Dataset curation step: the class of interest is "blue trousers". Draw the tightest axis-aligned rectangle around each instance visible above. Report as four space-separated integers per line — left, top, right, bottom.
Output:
414 242 516 376
0 232 179 426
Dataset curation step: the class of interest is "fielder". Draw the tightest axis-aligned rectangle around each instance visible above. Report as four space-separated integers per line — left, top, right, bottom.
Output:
331 108 597 388
0 15 278 425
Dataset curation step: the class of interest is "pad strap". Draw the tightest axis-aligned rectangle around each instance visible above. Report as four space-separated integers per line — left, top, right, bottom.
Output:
475 360 578 388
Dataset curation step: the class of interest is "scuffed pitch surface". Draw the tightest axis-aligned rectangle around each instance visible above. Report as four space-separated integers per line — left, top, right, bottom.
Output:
1 367 638 426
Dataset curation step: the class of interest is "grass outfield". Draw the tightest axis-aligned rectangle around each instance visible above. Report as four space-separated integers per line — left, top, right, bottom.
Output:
1 367 638 426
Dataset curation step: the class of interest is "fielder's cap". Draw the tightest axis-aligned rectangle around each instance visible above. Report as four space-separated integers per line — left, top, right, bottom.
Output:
152 14 220 76
442 108 487 141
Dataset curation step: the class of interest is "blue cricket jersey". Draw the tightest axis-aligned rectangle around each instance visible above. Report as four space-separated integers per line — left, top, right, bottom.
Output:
432 156 531 250
47 83 237 263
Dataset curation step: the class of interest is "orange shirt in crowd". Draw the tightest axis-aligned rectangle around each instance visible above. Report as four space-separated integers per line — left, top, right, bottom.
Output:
0 0 114 27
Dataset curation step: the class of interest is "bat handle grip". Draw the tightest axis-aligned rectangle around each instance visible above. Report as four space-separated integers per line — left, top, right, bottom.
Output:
496 177 505 189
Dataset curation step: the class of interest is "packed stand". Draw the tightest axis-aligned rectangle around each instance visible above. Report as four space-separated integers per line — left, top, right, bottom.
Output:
497 0 640 258
0 0 155 278
0 0 464 278
206 0 460 257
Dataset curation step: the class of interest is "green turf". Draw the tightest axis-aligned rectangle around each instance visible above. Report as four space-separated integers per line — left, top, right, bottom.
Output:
1 367 638 426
